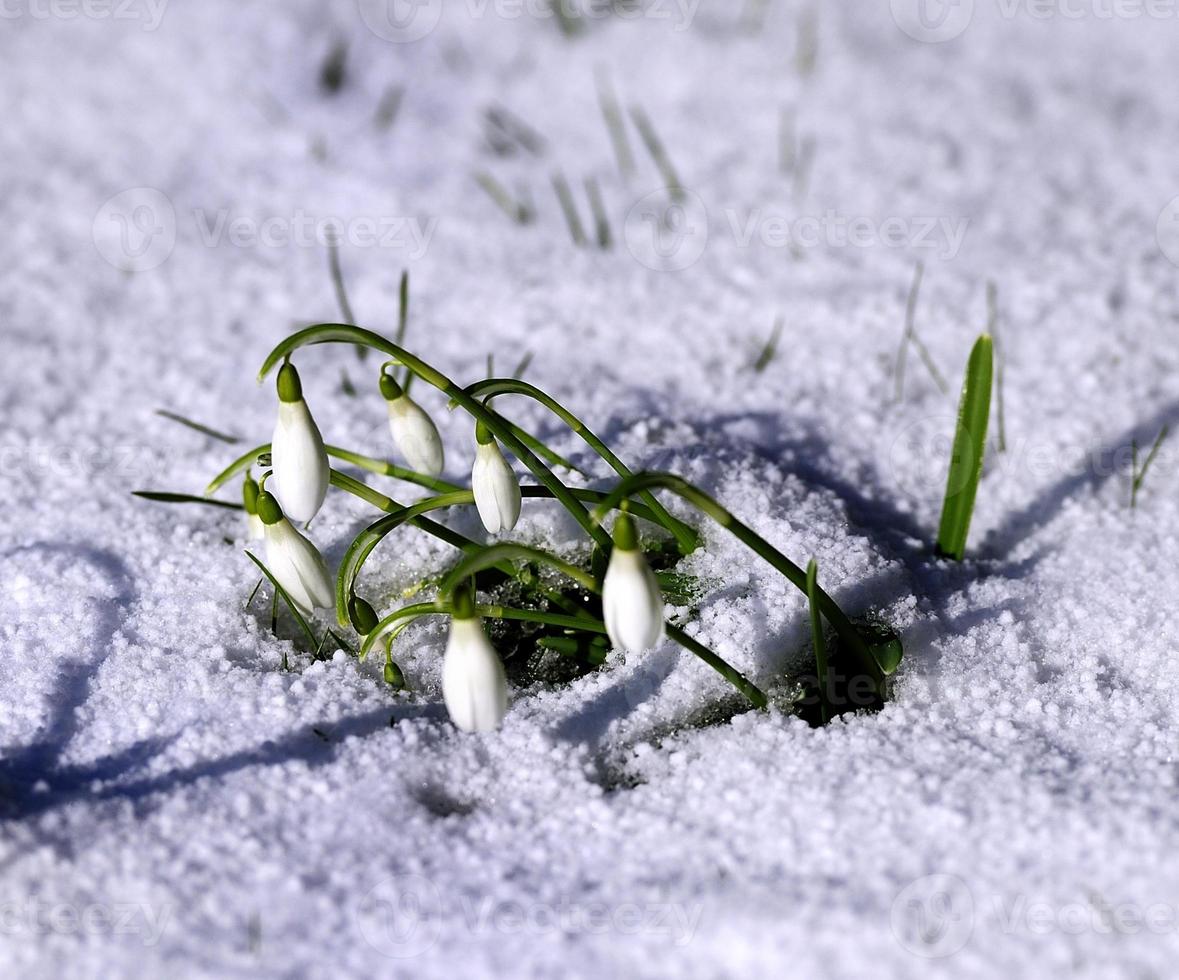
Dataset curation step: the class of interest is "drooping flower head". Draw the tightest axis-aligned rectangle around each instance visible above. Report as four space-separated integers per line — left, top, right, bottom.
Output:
471 421 521 534
602 511 665 653
256 488 334 615
441 587 508 733
242 472 265 541
271 361 330 524
381 371 444 478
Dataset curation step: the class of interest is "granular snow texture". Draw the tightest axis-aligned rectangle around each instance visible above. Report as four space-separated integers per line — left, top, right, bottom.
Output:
3 2 1179 977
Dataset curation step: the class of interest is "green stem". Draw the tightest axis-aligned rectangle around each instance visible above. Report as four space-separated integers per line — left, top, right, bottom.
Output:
204 442 459 497
257 325 612 552
463 378 698 555
328 471 476 554
590 472 882 684
360 602 445 659
439 543 765 707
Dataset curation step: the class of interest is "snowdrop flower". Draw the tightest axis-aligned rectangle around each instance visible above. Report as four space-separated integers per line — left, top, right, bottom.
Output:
271 361 330 524
256 489 334 615
441 590 508 733
242 473 265 541
381 372 444 478
471 422 521 534
602 512 665 653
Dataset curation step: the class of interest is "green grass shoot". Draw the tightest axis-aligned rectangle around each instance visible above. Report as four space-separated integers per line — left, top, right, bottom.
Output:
584 177 612 249
474 172 535 225
1131 426 1169 509
806 559 830 725
752 316 784 373
630 104 685 202
893 260 948 400
154 409 242 444
133 491 242 509
596 70 635 179
936 334 994 560
988 281 1007 452
551 171 588 246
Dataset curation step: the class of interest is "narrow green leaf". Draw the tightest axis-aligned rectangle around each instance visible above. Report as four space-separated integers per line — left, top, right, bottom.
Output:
936 334 994 560
806 559 829 725
245 551 320 652
155 410 242 444
133 491 243 510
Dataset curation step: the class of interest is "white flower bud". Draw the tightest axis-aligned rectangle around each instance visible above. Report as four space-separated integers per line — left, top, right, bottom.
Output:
263 517 334 616
602 515 665 653
387 395 444 478
442 616 508 732
472 431 521 534
271 364 330 524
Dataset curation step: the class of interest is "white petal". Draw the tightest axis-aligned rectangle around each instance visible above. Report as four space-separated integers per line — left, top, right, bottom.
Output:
271 399 330 524
441 618 508 732
247 513 266 541
472 441 521 534
602 548 665 653
264 520 334 615
388 397 444 477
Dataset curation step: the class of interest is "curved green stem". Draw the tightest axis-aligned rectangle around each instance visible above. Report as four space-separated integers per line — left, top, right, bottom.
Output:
204 442 459 497
439 542 765 707
590 472 882 683
439 543 598 598
257 324 612 552
336 487 673 629
328 471 476 554
360 602 445 659
464 378 698 554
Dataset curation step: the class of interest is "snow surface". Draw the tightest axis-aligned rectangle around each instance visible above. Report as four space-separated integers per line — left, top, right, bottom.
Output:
4 1 1179 976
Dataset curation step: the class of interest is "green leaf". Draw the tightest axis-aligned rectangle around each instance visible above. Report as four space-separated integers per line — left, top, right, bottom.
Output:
806 559 829 725
937 334 994 560
133 491 243 510
245 551 320 652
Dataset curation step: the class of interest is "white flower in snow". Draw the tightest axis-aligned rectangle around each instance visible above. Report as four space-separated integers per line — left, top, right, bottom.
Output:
271 362 330 524
602 512 665 653
257 490 334 615
471 423 521 534
381 373 444 478
441 592 508 733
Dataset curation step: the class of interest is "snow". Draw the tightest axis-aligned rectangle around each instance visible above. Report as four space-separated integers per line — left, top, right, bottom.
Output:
4 1 1179 976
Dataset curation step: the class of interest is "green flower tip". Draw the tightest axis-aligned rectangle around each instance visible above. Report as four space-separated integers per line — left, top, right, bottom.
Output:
383 658 406 690
612 511 638 551
276 362 303 403
255 490 284 525
348 594 380 636
242 475 260 515
451 585 476 620
379 372 403 401
475 420 494 446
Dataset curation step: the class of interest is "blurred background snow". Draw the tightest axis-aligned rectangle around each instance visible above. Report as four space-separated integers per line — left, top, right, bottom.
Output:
3 1 1179 976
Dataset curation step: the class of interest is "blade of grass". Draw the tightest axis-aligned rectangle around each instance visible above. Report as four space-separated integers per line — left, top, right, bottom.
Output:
893 261 948 400
155 410 242 444
246 551 320 652
630 104 685 202
752 316 784 372
585 176 612 249
1131 426 1169 509
936 334 994 560
988 281 1007 452
374 84 404 131
596 69 635 179
551 171 587 247
327 226 365 361
806 559 829 725
474 172 534 225
133 491 243 510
